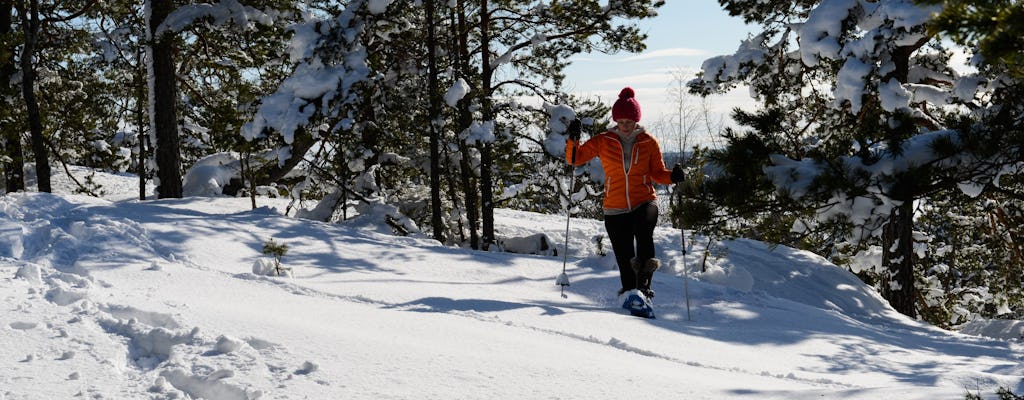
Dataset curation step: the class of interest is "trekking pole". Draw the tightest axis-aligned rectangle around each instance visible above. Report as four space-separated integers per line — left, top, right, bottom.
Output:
681 225 692 321
556 140 577 299
674 182 692 321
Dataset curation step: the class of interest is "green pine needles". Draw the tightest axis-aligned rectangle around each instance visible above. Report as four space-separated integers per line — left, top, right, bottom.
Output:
965 387 1023 400
262 238 289 276
262 238 288 259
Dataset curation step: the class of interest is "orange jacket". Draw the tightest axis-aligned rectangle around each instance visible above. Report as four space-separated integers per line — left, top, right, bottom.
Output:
567 130 673 212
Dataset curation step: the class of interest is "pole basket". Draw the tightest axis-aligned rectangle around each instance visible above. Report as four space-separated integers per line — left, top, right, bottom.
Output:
555 272 570 287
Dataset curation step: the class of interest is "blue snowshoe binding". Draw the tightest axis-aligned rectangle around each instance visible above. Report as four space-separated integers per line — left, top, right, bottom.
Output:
621 289 655 319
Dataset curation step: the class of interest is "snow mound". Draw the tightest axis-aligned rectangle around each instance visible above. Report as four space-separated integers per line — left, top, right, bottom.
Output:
183 152 241 197
959 319 1024 341
708 238 893 317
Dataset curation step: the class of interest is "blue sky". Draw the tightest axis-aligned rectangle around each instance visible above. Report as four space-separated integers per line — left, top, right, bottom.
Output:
563 1 758 147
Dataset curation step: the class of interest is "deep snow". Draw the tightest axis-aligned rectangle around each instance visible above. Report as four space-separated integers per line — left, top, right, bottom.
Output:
1 167 1022 399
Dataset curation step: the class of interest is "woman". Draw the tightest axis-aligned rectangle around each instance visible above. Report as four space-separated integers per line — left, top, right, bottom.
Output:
566 87 684 300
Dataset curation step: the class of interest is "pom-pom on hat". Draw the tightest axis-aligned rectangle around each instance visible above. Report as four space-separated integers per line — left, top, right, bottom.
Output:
611 87 642 122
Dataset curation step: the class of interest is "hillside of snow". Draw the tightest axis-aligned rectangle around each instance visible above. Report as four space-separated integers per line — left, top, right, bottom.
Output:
1 167 1022 399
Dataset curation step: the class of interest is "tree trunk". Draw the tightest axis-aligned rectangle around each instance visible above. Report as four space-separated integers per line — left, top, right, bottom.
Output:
0 0 24 192
358 98 381 188
425 0 444 243
454 2 479 249
881 200 916 318
443 158 465 243
136 49 148 200
19 0 48 192
876 39 925 318
478 0 495 249
150 0 182 198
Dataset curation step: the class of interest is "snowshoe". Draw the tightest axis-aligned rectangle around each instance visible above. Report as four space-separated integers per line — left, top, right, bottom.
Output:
620 289 655 319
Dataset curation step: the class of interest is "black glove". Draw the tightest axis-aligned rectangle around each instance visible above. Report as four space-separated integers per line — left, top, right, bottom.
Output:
566 118 582 141
670 163 686 183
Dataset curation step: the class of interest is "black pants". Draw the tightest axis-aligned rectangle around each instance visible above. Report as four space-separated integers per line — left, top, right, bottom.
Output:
604 202 658 291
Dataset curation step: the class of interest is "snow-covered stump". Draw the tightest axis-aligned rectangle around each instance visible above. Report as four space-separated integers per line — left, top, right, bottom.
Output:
251 258 291 277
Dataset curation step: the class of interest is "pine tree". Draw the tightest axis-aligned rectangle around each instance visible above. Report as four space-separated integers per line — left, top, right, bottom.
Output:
15 0 49 192
917 0 1024 77
262 238 288 276
2 1 118 194
0 0 25 192
692 0 1024 319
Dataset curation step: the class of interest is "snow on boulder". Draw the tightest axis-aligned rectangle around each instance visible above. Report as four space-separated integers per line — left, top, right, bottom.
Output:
252 258 276 275
252 257 291 277
499 233 558 256
701 263 754 293
959 319 1024 341
183 152 241 197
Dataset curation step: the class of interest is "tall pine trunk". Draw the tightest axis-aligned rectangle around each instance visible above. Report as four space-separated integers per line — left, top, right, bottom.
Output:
19 0 48 192
425 0 444 243
149 0 182 198
0 0 24 192
135 49 149 200
881 200 916 317
876 41 925 318
454 2 479 249
478 0 495 249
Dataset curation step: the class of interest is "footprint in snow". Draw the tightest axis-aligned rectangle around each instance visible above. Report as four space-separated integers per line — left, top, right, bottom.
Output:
295 361 318 375
9 321 37 330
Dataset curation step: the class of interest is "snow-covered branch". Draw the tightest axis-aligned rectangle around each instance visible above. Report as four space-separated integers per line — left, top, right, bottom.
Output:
241 0 371 146
155 0 273 38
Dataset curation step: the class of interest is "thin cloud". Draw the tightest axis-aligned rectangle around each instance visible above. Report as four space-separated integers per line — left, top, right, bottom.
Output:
596 72 673 86
623 48 709 61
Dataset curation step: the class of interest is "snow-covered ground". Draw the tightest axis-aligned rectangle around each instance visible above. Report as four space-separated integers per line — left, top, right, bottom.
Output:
1 168 1021 399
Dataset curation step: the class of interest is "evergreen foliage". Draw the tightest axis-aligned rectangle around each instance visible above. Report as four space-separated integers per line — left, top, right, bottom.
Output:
262 237 288 259
965 386 1024 400
688 0 1024 323
261 237 289 276
917 0 1024 78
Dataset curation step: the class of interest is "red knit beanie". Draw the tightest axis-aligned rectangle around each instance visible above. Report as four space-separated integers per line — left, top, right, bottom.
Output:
611 87 641 122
